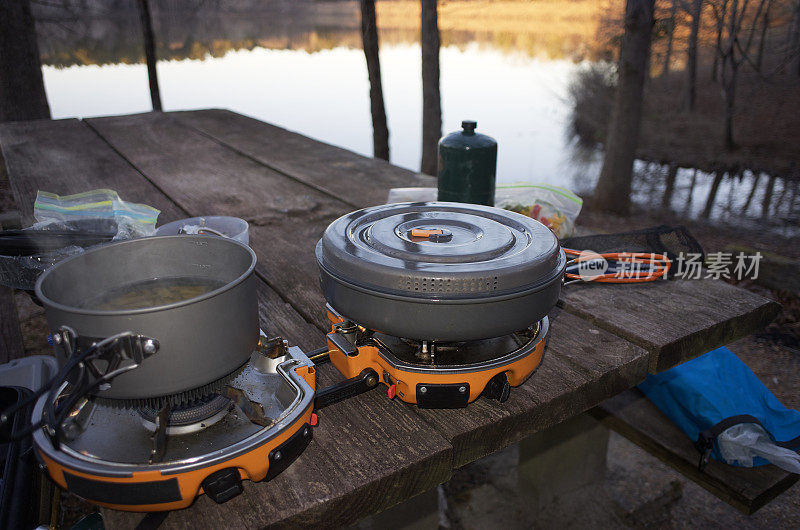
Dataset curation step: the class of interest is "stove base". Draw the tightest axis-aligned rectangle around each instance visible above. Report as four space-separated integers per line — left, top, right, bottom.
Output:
325 306 547 408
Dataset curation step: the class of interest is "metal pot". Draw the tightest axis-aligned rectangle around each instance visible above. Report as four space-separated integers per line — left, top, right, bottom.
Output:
34 235 258 402
316 202 565 341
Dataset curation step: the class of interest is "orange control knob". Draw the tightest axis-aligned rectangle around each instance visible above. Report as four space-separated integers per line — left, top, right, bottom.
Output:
387 384 397 400
411 229 443 238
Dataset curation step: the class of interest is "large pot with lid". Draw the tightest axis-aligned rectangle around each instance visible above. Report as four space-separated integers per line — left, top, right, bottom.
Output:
34 235 258 402
316 202 565 341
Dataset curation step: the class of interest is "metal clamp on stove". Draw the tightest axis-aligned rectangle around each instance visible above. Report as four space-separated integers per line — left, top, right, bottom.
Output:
0 326 159 446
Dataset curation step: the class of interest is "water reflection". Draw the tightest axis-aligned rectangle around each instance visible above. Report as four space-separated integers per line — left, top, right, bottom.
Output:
32 1 797 236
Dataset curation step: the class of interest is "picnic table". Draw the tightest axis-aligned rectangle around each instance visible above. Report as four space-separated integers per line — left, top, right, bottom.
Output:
0 110 782 528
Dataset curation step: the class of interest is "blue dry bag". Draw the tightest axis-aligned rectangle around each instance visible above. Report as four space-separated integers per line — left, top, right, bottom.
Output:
638 347 800 471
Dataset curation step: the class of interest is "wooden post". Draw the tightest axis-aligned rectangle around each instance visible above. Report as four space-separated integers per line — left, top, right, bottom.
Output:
420 0 442 176
360 0 390 161
137 0 162 112
0 0 50 122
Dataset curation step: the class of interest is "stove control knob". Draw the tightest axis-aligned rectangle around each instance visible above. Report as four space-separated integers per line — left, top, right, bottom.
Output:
202 467 243 504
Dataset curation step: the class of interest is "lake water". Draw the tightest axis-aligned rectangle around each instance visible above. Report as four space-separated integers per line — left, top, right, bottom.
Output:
43 44 581 186
34 1 797 236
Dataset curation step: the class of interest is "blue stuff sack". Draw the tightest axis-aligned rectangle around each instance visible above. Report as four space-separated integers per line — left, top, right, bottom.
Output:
638 347 800 471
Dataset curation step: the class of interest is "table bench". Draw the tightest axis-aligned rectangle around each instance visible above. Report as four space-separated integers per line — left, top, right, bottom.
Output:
591 389 799 515
0 110 781 528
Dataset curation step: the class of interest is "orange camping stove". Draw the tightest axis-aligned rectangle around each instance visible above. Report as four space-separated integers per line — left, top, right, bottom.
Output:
31 334 317 512
323 305 547 408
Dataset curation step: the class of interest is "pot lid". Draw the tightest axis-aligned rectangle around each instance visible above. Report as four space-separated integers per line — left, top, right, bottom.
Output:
316 202 564 299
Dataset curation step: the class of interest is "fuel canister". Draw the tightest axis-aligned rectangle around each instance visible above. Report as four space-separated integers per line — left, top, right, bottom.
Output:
437 120 498 206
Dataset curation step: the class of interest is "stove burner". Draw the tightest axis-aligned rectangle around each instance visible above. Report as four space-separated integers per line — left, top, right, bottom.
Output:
370 322 542 366
138 394 232 435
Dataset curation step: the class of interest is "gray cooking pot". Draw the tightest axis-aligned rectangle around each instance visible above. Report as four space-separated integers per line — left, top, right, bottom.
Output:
34 235 258 402
316 202 565 341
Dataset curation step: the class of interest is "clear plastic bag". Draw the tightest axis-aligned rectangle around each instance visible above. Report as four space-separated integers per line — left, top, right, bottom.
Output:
32 189 160 240
494 183 583 238
0 246 84 290
0 190 160 290
718 423 800 473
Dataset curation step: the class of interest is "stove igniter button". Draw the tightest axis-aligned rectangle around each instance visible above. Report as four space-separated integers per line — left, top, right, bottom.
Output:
201 467 243 504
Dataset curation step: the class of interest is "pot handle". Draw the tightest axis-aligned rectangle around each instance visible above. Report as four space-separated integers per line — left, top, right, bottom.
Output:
0 326 159 445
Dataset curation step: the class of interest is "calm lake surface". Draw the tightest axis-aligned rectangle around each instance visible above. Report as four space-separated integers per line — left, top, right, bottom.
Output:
34 1 797 235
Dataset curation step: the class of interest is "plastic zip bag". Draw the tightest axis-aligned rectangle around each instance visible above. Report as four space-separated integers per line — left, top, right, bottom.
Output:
494 183 583 238
718 423 800 473
32 189 160 240
0 190 160 290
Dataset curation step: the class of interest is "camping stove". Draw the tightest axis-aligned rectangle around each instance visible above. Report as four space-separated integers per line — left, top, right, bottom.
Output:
324 305 548 408
315 202 562 407
31 333 315 512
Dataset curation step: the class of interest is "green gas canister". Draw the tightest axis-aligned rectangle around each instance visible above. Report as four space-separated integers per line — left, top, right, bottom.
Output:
437 120 498 206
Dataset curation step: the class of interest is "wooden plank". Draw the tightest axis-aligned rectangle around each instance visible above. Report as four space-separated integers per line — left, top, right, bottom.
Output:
85 112 350 330
0 118 187 226
413 308 650 468
1 117 454 528
591 389 799 515
0 286 23 363
172 108 436 208
559 279 780 372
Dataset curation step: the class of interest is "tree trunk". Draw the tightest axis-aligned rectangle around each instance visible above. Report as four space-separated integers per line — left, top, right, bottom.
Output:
761 173 776 217
755 1 771 72
711 0 727 82
741 172 761 213
593 0 655 215
661 163 678 208
683 168 698 215
0 0 50 122
720 0 738 151
661 0 677 77
420 0 442 176
721 59 738 150
137 0 162 111
702 171 724 218
682 0 702 111
790 0 800 76
361 0 389 161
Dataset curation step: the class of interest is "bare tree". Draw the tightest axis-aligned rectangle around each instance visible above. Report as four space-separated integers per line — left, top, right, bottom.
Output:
0 0 50 122
662 163 679 207
361 0 389 161
420 0 442 176
682 0 703 110
702 170 724 218
137 0 162 111
661 0 678 77
593 0 655 215
789 0 800 75
716 0 770 150
710 0 729 81
755 0 773 71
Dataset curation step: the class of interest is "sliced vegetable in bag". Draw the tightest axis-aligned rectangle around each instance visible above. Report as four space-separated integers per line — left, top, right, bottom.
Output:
494 183 582 238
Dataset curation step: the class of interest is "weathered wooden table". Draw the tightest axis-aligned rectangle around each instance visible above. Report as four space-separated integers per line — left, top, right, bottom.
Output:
0 110 780 528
